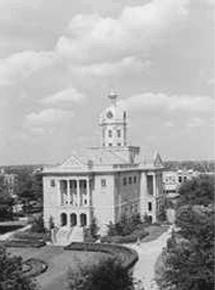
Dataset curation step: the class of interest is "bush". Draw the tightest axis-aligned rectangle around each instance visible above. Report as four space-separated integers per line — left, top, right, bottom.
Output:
0 245 37 290
65 242 138 270
23 258 48 278
31 215 45 233
84 217 100 242
101 226 148 244
107 214 144 237
67 257 133 290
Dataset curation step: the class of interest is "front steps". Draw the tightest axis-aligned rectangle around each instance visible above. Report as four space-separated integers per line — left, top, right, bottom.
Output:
53 226 84 246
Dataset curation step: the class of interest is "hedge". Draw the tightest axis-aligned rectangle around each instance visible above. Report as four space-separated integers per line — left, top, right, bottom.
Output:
100 227 149 244
23 258 48 277
64 242 138 270
3 239 46 248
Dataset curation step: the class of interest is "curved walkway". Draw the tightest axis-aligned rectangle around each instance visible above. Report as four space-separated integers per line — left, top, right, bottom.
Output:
127 226 173 290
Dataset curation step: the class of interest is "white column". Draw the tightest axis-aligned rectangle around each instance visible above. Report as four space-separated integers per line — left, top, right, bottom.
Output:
77 179 80 206
67 180 70 204
153 173 156 197
86 178 90 206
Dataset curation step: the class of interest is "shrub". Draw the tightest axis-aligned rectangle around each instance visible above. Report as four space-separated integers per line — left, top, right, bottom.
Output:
23 258 48 278
64 242 138 270
31 215 45 233
101 226 148 244
84 217 100 242
0 245 37 290
107 213 144 237
67 257 133 290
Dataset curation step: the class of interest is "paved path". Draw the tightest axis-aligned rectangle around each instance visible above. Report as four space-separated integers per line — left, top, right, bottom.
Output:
127 226 173 290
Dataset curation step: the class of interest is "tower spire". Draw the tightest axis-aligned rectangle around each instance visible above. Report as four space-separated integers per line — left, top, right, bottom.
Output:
108 90 118 106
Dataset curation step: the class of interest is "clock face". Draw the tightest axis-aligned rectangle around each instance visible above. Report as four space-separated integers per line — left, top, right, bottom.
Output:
106 111 113 118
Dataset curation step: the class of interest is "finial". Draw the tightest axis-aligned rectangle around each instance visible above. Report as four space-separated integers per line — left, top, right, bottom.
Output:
108 89 118 106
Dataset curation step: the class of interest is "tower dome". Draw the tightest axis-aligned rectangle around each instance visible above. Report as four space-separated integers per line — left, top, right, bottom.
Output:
99 92 127 147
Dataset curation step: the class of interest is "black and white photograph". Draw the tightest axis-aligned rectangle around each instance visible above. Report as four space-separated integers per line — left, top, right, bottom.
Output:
0 0 214 289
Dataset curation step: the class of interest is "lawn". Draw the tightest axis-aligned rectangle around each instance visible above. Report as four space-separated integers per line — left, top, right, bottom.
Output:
8 246 108 290
142 225 170 243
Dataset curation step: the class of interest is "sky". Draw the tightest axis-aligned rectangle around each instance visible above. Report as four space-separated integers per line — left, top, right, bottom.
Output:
0 0 214 165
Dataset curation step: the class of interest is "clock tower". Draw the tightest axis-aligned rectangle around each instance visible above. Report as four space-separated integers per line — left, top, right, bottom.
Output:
99 91 127 147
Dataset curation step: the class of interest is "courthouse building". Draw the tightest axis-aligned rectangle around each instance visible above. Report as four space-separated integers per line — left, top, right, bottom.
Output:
42 92 164 236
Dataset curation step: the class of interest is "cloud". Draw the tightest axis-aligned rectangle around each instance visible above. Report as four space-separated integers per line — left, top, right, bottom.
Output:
187 117 205 127
56 0 189 64
164 121 174 127
0 50 56 86
41 87 86 105
25 108 72 128
70 57 151 77
122 93 214 112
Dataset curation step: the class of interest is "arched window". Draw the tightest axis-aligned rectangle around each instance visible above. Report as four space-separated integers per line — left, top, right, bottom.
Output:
108 130 112 137
61 213 67 226
80 213 87 227
70 213 77 226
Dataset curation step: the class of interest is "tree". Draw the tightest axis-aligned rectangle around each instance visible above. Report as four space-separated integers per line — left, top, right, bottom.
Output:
0 246 37 290
0 177 14 220
178 174 214 207
156 175 215 290
157 206 214 290
67 258 133 290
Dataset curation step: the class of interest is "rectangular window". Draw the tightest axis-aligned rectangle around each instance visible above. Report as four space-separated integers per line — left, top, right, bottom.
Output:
148 202 152 211
109 143 112 146
50 179 55 187
147 175 154 195
133 176 137 183
117 143 121 146
123 177 127 186
117 130 121 137
178 176 182 183
129 177 132 184
101 179 106 187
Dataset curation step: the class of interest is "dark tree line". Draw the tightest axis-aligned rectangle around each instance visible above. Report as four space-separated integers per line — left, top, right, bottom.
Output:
156 175 214 290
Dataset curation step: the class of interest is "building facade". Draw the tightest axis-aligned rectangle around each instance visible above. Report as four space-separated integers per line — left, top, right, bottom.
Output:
42 93 164 235
163 169 200 198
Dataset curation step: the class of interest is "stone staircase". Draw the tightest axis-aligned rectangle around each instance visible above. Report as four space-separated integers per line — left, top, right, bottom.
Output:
69 226 84 243
54 226 84 246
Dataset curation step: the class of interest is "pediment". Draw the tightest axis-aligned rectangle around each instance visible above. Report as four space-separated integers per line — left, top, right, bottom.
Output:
60 154 85 169
153 152 163 167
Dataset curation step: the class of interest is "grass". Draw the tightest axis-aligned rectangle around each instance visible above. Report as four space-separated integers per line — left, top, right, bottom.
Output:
8 245 108 290
142 224 170 243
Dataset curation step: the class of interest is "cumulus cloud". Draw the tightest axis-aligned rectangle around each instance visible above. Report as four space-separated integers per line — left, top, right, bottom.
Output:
164 121 174 127
41 87 86 105
0 50 56 86
56 0 189 64
187 117 205 127
70 57 151 77
25 108 72 127
122 93 214 112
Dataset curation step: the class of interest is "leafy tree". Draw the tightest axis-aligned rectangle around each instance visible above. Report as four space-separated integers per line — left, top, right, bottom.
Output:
178 174 214 207
89 217 99 240
107 214 144 237
0 246 37 290
0 177 14 220
67 258 133 290
31 215 45 233
157 209 214 290
156 175 215 290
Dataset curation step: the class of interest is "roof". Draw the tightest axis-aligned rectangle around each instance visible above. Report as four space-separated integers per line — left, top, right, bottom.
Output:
42 147 164 175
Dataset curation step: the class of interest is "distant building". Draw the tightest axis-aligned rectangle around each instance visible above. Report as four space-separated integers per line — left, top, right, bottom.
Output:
0 169 18 198
163 169 200 198
42 92 165 237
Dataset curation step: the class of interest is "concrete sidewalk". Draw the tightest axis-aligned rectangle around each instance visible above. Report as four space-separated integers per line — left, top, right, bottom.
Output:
127 226 173 290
